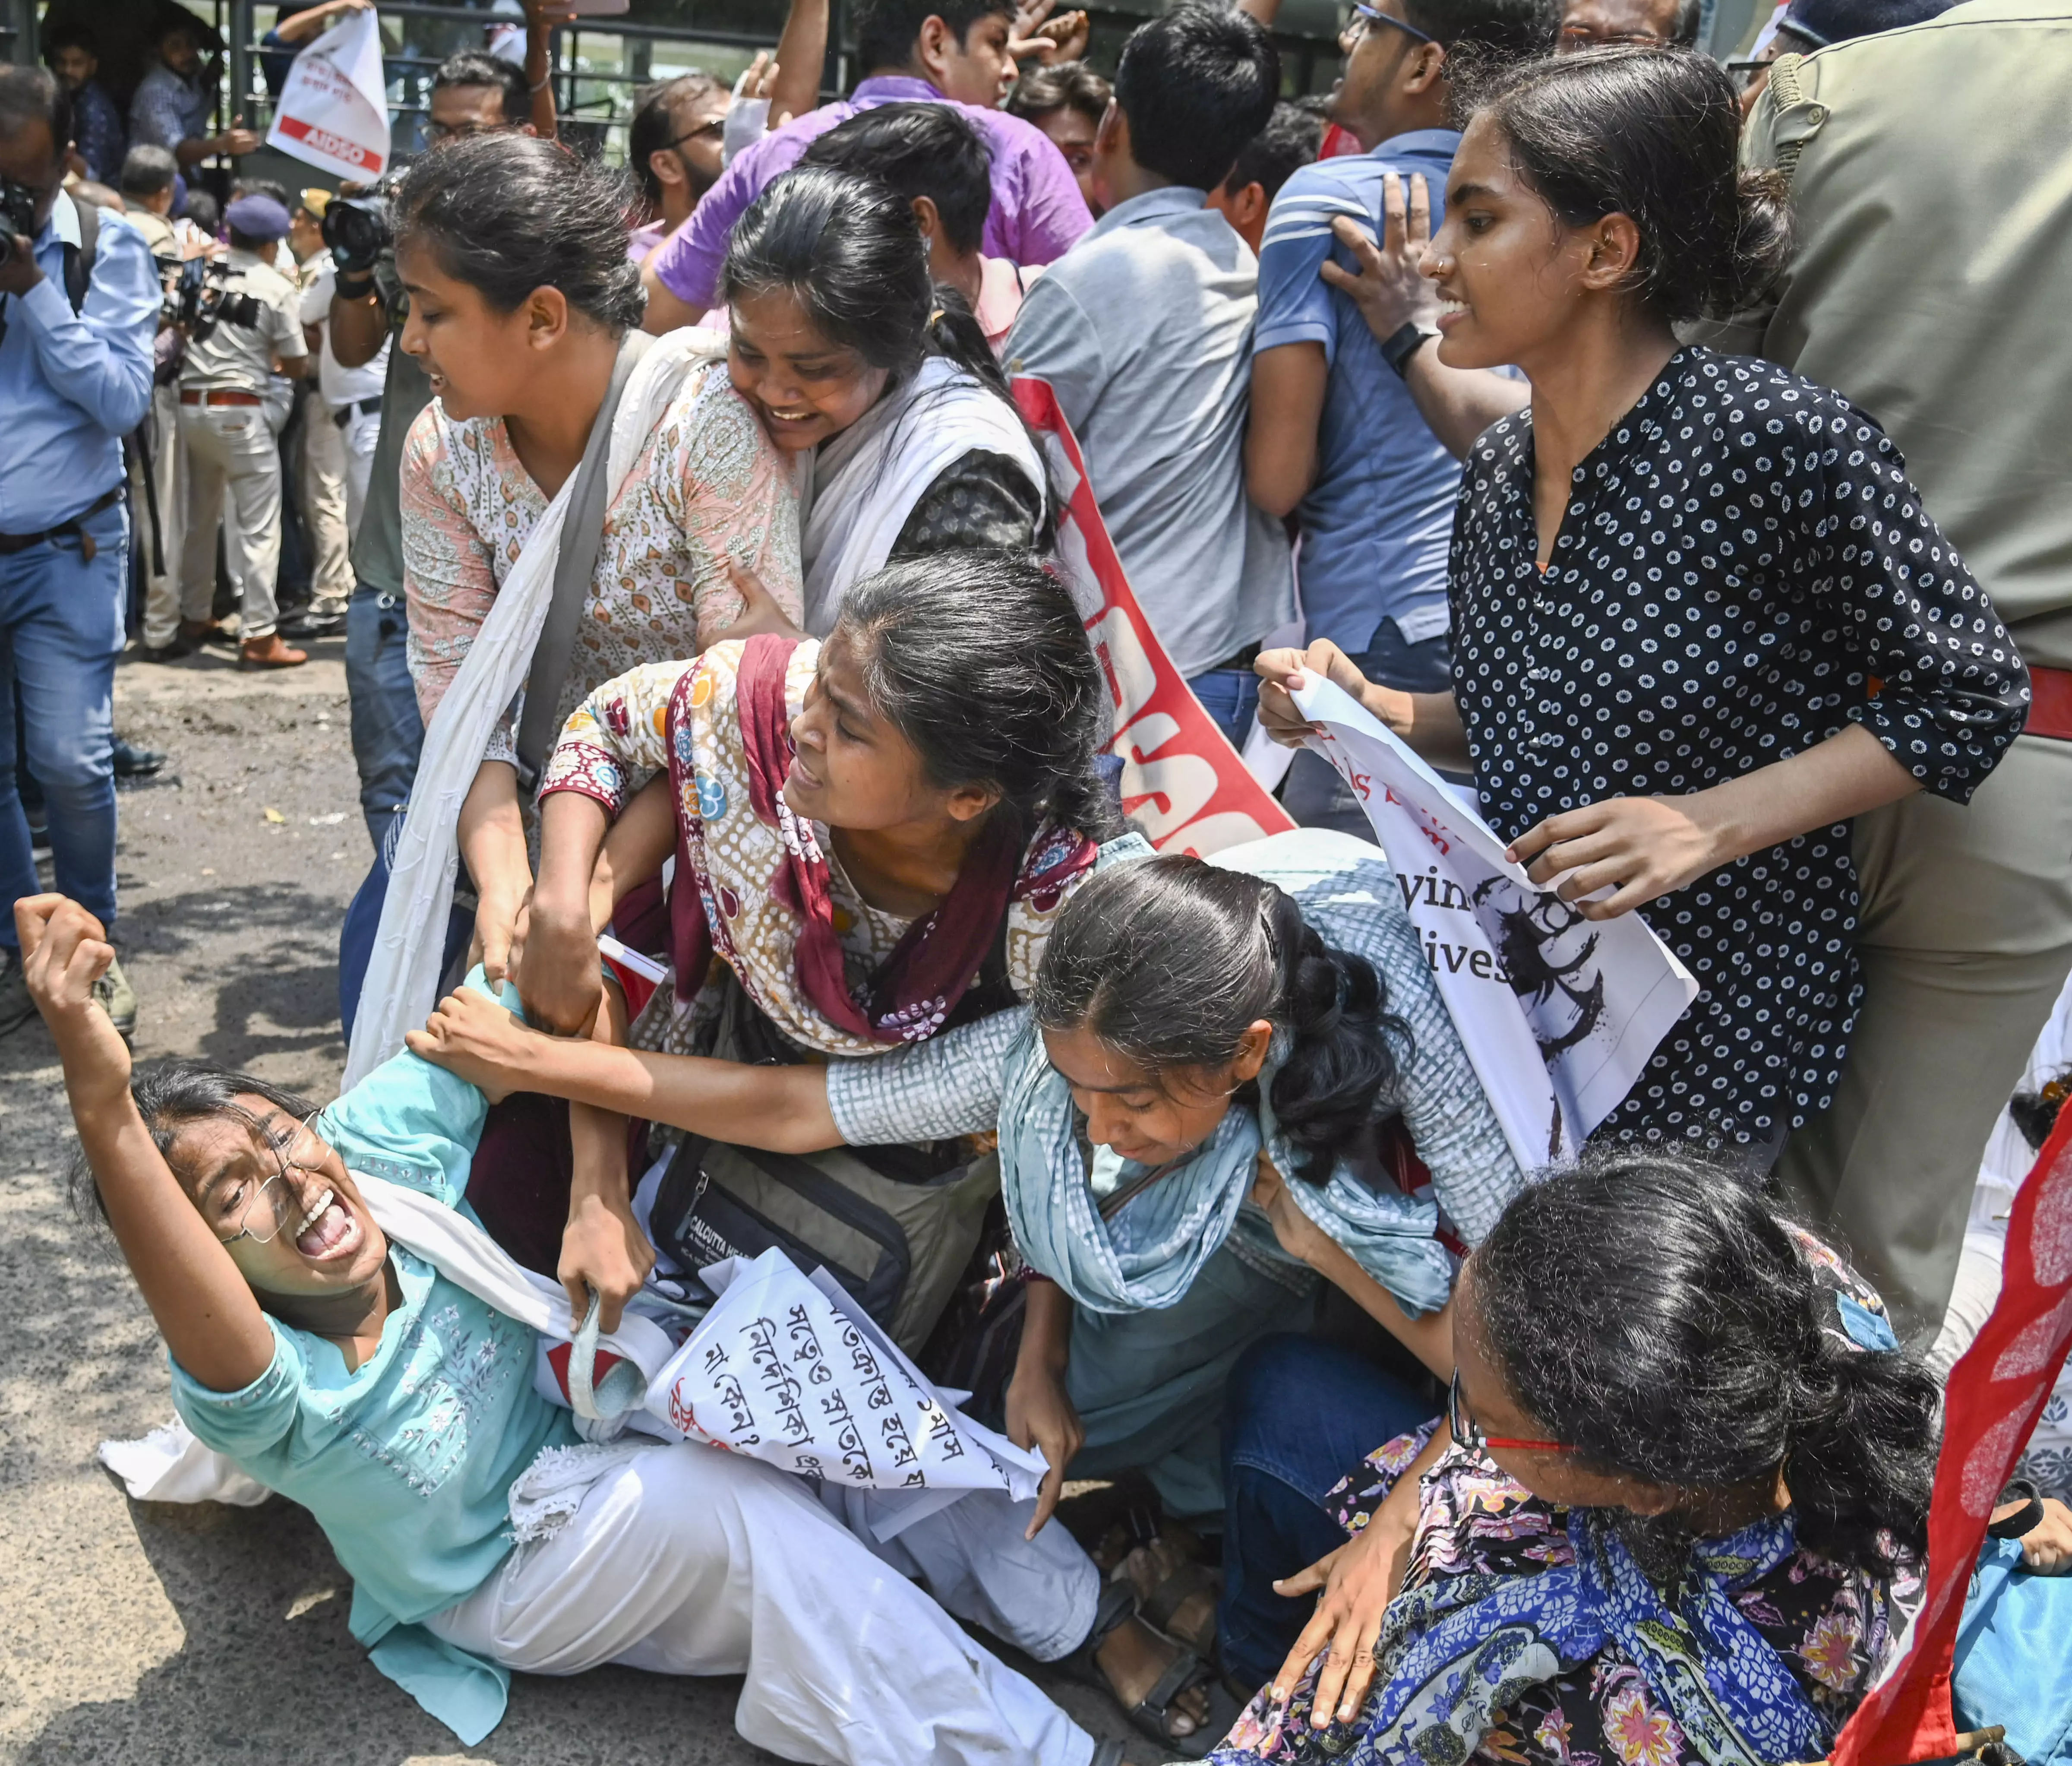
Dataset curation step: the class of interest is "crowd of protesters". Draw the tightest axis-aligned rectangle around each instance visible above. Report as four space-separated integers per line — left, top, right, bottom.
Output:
6 0 2072 1758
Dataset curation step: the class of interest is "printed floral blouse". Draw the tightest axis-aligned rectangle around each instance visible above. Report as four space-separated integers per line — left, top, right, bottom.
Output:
1213 1228 1917 1766
399 357 804 766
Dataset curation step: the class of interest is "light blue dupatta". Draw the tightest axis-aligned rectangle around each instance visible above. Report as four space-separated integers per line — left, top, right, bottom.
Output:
998 829 1481 1318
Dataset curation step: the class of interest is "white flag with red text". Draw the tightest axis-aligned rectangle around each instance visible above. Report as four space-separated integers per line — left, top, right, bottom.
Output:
265 7 389 183
1012 379 1295 858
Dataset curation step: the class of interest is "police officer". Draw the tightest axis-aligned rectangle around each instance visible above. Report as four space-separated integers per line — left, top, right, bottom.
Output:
174 191 310 668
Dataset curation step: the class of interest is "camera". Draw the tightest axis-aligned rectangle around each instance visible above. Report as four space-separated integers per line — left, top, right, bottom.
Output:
163 258 267 341
0 177 40 267
321 170 399 278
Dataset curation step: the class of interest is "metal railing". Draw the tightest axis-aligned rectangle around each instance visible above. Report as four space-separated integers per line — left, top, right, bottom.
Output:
208 0 1340 169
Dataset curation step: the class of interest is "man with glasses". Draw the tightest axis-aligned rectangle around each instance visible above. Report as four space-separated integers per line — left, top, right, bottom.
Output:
1244 0 1541 834
1553 0 1700 51
626 73 732 263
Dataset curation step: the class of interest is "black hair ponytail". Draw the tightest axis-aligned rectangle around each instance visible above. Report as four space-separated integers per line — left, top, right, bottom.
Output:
1260 886 1411 1187
1470 1150 1940 1579
1032 856 1410 1184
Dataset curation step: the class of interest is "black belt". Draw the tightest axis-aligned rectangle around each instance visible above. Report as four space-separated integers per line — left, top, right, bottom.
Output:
0 485 124 560
333 396 382 427
1208 642 1263 674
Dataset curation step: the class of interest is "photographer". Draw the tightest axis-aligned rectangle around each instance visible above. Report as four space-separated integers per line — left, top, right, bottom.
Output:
175 194 310 670
0 67 157 1039
328 45 553 849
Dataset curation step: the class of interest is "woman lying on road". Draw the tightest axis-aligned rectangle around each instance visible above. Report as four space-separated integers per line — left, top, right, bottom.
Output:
19 893 1115 1766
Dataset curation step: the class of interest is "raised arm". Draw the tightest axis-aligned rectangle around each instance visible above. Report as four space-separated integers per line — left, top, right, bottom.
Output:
1318 175 1526 460
17 896 275 1393
768 0 830 128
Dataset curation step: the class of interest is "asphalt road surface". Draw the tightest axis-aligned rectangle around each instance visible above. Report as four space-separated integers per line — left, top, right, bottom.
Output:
0 639 1152 1765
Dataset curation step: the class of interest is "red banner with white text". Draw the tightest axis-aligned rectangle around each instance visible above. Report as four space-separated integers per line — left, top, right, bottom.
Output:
1830 1102 2072 1765
1013 377 1295 858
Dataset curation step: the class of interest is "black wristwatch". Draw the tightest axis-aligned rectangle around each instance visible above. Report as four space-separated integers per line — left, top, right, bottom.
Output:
1380 320 1440 378
1988 1477 2044 1539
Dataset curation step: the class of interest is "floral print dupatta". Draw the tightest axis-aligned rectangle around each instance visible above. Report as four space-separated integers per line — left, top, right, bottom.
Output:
661 633 1097 1056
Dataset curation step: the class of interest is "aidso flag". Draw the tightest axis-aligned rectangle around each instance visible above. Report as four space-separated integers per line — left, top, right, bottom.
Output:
266 6 389 181
1291 671 1697 1168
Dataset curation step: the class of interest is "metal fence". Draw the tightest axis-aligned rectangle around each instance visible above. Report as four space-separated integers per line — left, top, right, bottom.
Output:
192 0 1344 170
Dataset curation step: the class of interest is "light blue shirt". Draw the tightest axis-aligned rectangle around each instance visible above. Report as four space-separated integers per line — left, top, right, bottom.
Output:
1255 131 1465 655
172 1042 579 1744
0 192 157 533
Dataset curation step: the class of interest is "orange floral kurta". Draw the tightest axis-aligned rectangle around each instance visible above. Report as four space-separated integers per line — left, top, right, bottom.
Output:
399 357 802 766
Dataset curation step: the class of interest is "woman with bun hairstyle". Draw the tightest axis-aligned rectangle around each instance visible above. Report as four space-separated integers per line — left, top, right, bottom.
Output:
1210 1152 1944 1762
1258 49 2029 1169
717 162 1052 636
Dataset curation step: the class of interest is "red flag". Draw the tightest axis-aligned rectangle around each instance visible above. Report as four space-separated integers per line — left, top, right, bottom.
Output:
1011 377 1295 858
1831 1102 2072 1765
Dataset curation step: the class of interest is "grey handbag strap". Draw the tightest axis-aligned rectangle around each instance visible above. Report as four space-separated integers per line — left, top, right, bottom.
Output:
514 330 654 790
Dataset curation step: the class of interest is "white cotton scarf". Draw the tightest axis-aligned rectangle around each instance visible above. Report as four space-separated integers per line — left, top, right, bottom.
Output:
343 331 726 1088
799 355 1046 636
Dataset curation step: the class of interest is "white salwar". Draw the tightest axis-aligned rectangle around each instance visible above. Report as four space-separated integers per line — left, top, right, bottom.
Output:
424 1441 1095 1766
799 356 1046 637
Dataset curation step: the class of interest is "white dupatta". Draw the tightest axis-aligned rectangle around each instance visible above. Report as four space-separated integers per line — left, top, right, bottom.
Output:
799 355 1045 636
344 331 725 1087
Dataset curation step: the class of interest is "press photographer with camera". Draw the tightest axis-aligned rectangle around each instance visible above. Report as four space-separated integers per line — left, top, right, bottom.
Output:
0 67 158 1040
326 46 556 851
174 193 311 671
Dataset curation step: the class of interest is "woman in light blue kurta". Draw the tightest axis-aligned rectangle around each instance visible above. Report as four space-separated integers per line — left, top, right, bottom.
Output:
19 899 1096 1765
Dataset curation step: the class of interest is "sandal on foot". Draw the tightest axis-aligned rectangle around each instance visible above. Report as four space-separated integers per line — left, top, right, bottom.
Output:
1058 1583 1235 1760
1120 1534 1222 1657
1117 1646 1240 1759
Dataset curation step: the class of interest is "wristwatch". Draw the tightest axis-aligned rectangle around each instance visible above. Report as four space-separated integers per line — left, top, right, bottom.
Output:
1380 320 1440 379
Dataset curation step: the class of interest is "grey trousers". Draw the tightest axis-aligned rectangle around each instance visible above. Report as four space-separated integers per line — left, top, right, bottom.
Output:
1775 733 2072 1344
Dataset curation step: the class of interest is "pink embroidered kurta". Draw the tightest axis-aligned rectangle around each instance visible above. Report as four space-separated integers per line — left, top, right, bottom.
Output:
400 357 803 766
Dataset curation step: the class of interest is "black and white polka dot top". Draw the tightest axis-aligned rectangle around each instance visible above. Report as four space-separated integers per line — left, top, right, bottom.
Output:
1450 348 2028 1154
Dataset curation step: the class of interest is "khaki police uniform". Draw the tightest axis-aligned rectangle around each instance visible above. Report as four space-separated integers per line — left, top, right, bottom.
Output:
1699 0 2072 1342
176 247 307 640
126 209 188 652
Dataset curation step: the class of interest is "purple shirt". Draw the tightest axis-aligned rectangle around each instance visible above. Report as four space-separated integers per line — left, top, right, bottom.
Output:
647 75 1094 311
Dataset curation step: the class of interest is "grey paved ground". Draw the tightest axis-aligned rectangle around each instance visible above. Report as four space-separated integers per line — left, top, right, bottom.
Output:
0 641 1151 1765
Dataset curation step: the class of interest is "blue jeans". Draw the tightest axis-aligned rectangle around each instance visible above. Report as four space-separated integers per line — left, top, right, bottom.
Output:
1282 618 1456 837
1218 1334 1434 1693
1188 665 1263 752
337 799 473 1036
345 582 424 851
0 497 127 946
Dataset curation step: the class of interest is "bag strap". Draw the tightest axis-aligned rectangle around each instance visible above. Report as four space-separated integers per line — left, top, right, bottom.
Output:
514 330 654 790
65 197 99 315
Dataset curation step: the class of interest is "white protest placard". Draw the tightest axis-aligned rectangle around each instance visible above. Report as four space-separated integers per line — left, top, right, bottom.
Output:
1291 671 1698 1169
648 1248 1047 1501
265 8 390 182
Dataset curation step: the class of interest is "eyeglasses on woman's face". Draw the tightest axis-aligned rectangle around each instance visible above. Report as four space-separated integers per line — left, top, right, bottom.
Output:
1448 1368 1578 1456
211 1110 331 1246
1341 1 1438 50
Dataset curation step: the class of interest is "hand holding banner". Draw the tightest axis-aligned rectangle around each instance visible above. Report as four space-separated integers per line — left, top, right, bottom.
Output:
265 7 389 182
1290 669 1696 1168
